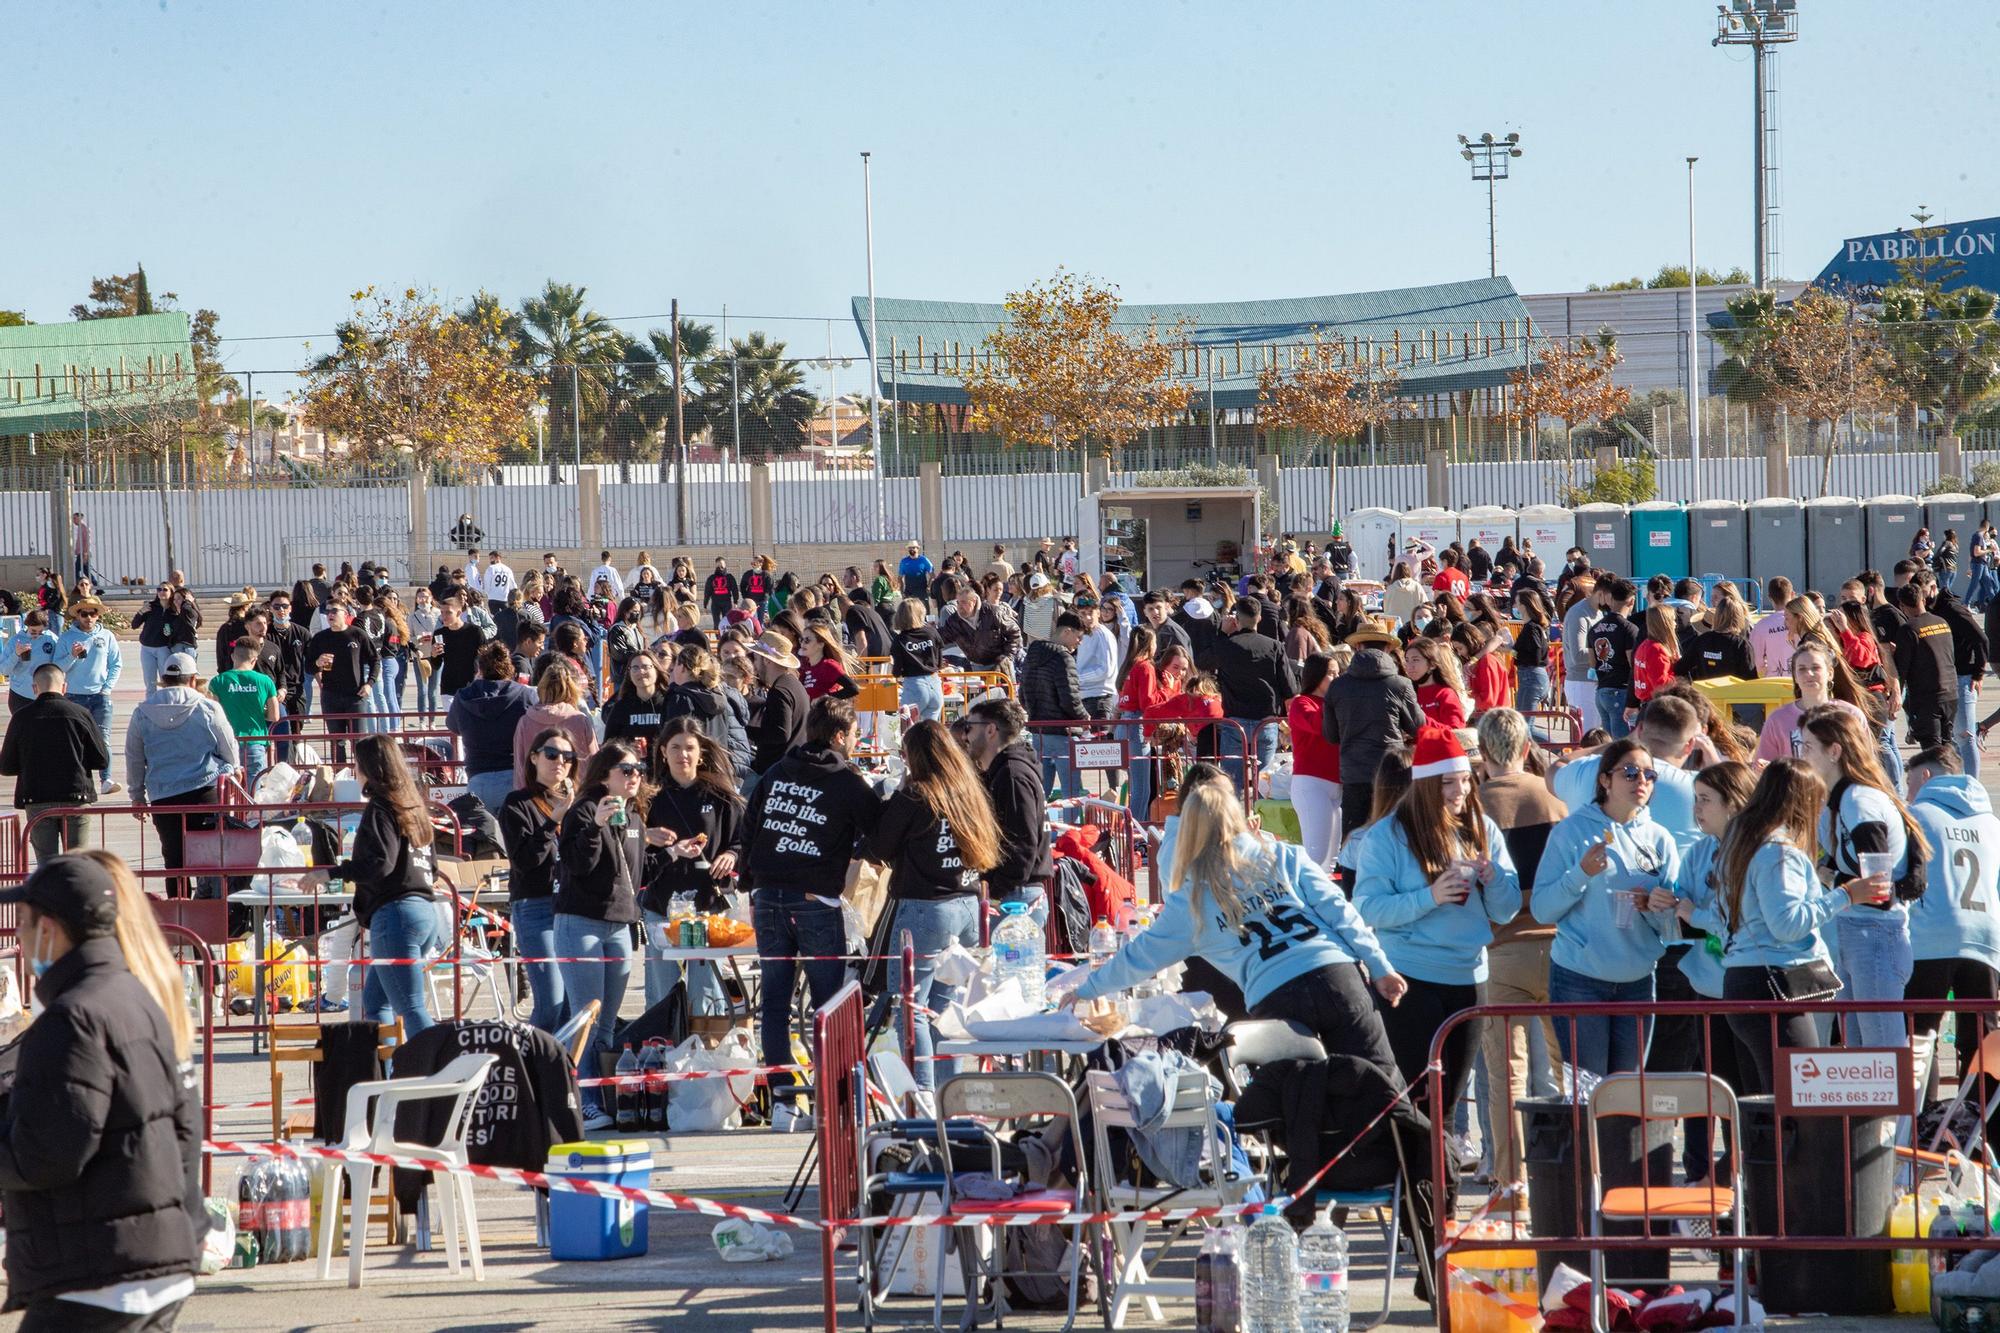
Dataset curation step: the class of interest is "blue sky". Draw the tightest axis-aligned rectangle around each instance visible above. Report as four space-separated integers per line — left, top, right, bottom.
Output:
6 0 1996 387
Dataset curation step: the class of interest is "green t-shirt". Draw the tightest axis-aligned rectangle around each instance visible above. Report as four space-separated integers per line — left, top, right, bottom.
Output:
211 668 278 738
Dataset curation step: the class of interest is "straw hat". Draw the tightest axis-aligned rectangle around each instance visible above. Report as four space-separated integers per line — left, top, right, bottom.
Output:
1345 617 1397 647
744 632 800 671
69 597 105 616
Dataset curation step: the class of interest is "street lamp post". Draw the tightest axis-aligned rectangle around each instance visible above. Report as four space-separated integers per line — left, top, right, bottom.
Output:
862 151 885 536
1714 0 1799 289
1458 132 1523 278
1687 156 1703 501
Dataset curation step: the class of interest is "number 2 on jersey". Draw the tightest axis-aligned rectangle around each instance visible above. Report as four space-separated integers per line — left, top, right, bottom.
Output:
1957 847 1989 914
1243 902 1321 960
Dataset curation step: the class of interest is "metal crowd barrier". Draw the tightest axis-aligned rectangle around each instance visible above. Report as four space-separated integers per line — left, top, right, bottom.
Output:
815 980 867 1333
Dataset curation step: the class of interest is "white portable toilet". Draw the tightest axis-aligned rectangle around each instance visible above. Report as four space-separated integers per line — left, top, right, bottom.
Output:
1459 505 1520 563
1399 507 1461 562
1518 504 1577 570
1346 507 1402 581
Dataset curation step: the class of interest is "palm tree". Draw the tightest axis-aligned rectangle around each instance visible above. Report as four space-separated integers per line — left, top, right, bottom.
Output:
1879 285 2000 440
513 281 624 454
1710 288 1784 448
457 289 521 359
644 319 720 467
699 332 818 461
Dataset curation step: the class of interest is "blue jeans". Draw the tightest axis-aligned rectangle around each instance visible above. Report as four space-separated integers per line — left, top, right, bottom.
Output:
887 895 981 1088
1548 962 1655 1077
239 740 268 795
415 662 440 718
641 907 728 1014
363 895 447 1036
1123 711 1154 824
380 656 406 728
511 895 566 1033
1516 666 1551 717
1836 910 1913 1048
70 691 112 783
466 769 515 814
1959 679 1981 778
899 674 943 722
1033 730 1079 798
752 893 849 1083
1877 720 1906 793
1596 688 1632 739
140 644 171 697
555 913 635 1114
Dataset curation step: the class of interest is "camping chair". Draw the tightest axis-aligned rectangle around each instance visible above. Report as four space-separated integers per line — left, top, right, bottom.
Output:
1222 1018 1414 1331
555 999 602 1069
1922 1027 2000 1161
313 1052 498 1288
1086 1067 1255 1329
1586 1073 1746 1333
932 1072 1090 1333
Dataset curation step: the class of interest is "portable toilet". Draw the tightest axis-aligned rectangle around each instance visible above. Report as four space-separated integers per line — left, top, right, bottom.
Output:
1459 505 1519 568
1518 503 1576 570
1984 494 2000 533
1805 497 1865 598
1925 492 1982 547
1346 507 1402 582
1747 497 1808 597
1399 507 1460 562
1864 495 1925 571
1686 500 1749 588
1573 503 1631 576
1630 501 1690 584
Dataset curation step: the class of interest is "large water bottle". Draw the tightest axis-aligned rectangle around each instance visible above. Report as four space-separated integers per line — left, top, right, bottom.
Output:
614 1043 642 1132
1242 1204 1300 1333
1195 1221 1243 1332
1299 1206 1349 1332
1126 908 1158 999
991 901 1046 1010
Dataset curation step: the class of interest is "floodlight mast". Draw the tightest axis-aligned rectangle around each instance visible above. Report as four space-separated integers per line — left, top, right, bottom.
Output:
1714 0 1799 289
1458 131 1523 279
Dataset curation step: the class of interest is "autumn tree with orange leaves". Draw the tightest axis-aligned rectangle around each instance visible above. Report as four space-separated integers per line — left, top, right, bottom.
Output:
303 287 537 471
1258 331 1406 516
1506 330 1633 493
961 270 1191 461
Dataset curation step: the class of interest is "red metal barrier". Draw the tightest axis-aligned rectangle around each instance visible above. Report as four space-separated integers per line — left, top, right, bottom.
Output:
158 927 218 1192
1024 715 1256 814
814 980 866 1333
1428 996 2000 1333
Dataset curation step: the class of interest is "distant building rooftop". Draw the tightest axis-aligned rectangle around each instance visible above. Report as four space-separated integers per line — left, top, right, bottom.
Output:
0 313 197 437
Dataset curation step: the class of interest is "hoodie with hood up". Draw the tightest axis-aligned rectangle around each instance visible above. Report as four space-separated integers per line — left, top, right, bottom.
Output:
1322 648 1423 789
1530 801 1682 984
447 678 536 778
661 681 753 775
126 685 239 800
1910 775 2000 968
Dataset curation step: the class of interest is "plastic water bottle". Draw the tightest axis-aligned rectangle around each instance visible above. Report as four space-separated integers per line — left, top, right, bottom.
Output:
1299 1207 1349 1332
1089 917 1119 966
1242 1204 1300 1333
1126 908 1158 999
1195 1222 1243 1332
991 901 1047 1010
639 1039 667 1129
614 1043 642 1132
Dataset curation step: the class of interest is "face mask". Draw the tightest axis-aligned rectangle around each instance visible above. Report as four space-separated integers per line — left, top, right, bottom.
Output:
273 613 289 626
29 922 55 979
1413 616 1432 630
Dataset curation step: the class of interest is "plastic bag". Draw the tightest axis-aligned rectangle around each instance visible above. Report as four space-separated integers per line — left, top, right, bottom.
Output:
198 1196 236 1275
1258 752 1294 801
226 934 311 1007
253 762 303 805
665 1030 758 1131
711 1217 794 1262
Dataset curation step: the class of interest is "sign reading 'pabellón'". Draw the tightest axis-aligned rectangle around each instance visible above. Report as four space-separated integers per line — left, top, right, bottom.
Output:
1814 217 2000 297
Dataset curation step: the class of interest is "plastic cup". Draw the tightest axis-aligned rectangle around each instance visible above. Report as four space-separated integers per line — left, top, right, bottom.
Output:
1858 851 1896 882
1612 890 1639 928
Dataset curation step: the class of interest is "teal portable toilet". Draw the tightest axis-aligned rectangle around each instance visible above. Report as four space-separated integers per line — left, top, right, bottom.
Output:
1687 500 1748 588
1573 503 1630 576
1747 497 1807 597
1806 497 1864 599
1630 501 1690 583
1864 495 1924 571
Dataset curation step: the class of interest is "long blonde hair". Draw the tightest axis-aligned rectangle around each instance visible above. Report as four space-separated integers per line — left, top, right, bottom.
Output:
1168 781 1277 938
80 850 194 1061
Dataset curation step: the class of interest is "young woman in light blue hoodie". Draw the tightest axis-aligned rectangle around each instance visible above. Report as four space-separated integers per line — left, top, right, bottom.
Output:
1352 724 1521 1118
1799 703 1929 1049
1715 758 1890 1093
1070 780 1407 1075
1531 736 1683 1077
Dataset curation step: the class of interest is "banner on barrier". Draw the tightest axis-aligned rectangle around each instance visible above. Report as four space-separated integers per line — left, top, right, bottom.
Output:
1776 1046 1914 1116
1070 738 1128 771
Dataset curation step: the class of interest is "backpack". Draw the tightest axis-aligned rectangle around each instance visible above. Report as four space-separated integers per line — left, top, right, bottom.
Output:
1828 778 1929 903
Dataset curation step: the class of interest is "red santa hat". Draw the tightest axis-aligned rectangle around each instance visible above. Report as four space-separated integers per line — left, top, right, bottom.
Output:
1411 723 1471 781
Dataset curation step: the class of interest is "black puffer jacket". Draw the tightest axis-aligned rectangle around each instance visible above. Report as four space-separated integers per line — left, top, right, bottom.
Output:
1019 639 1083 723
0 937 200 1309
1323 648 1423 788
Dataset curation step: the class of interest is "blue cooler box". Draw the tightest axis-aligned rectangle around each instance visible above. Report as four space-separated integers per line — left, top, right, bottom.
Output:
546 1139 652 1260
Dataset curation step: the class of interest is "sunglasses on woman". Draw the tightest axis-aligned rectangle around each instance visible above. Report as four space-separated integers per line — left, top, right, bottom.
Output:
535 746 576 763
1616 764 1659 783
613 762 646 776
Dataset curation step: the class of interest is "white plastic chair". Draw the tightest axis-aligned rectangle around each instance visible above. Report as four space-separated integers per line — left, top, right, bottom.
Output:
1086 1068 1253 1328
313 1051 498 1287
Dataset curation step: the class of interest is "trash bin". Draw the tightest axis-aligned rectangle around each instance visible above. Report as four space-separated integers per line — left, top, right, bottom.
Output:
1574 504 1631 578
1737 1096 1894 1314
546 1139 653 1260
1630 502 1690 584
1806 497 1864 603
1517 1097 1671 1290
1687 501 1748 592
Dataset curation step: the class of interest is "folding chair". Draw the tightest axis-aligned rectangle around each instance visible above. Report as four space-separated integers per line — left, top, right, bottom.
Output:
1222 1019 1415 1331
1086 1067 1254 1329
1587 1073 1746 1333
313 1051 498 1288
932 1072 1090 1333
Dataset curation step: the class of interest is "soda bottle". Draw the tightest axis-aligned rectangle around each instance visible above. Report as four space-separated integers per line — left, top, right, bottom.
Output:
1195 1222 1243 1332
238 1163 263 1256
614 1043 641 1132
640 1040 667 1130
288 1158 312 1262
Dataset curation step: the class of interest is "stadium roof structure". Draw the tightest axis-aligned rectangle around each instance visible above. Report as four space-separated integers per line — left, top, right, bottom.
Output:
0 312 197 438
851 277 1535 410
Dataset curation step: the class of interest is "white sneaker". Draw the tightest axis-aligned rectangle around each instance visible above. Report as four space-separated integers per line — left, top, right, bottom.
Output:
583 1109 614 1131
772 1104 815 1133
1447 1132 1481 1172
100 780 124 796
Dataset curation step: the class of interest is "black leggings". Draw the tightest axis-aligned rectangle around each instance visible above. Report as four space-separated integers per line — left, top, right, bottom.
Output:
1723 966 1823 1096
1908 956 2000 1105
1375 976 1480 1127
1250 962 1403 1086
